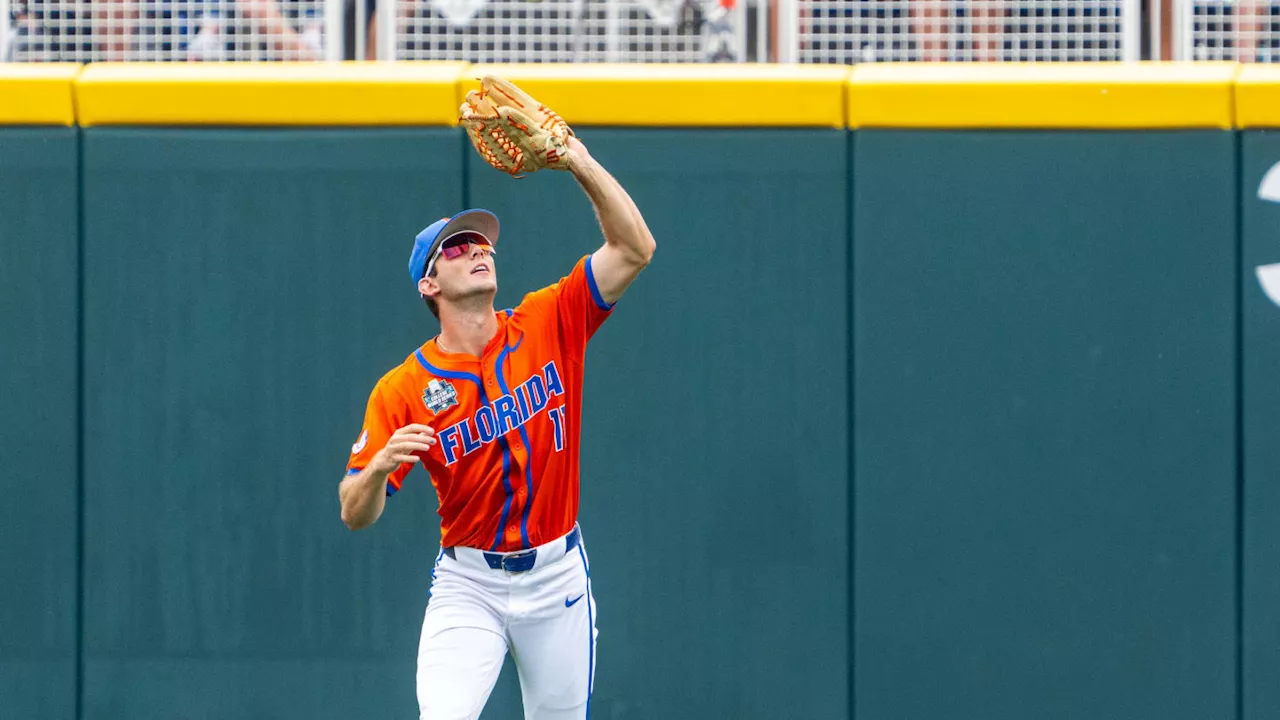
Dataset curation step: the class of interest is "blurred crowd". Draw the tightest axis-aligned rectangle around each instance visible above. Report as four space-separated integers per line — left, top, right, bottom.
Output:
900 0 1270 62
4 0 336 61
4 0 1278 63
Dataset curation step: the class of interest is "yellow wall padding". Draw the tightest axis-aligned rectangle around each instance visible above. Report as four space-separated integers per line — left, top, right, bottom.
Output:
0 64 80 126
458 64 852 128
849 63 1238 129
75 62 468 127
1233 65 1280 128
3 61 1260 129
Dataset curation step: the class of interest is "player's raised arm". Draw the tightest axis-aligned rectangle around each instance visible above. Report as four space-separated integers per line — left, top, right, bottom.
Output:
565 136 656 305
458 75 653 302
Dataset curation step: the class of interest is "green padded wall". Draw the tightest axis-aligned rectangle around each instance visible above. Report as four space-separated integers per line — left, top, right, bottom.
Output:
80 129 462 719
1242 132 1280 720
852 130 1237 720
468 129 851 719
9 121 1259 720
0 128 79 720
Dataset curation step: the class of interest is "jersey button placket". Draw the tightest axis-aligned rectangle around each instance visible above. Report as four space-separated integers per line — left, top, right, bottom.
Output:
481 363 516 547
508 434 529 513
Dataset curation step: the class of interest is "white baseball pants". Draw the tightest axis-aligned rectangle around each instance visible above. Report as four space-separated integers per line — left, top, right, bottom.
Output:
416 526 597 720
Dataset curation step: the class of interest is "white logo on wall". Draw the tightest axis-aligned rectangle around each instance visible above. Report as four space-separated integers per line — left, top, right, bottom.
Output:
1255 162 1280 307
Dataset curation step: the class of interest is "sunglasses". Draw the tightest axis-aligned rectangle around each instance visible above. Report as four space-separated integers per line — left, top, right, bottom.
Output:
426 232 495 278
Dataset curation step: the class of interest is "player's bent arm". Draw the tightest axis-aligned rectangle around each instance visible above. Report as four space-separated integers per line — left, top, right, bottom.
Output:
338 423 436 531
339 466 392 531
567 138 656 305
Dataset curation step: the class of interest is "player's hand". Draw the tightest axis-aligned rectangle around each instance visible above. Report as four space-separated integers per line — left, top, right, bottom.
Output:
370 424 436 475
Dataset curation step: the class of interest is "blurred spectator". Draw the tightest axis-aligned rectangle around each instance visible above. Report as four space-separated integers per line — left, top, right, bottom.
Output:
8 0 324 61
911 0 948 60
8 0 99 61
968 0 1005 60
703 0 739 62
1235 0 1264 61
237 0 324 59
911 0 1007 61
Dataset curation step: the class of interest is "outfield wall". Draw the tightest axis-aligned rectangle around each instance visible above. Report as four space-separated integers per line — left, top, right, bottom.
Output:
3 63 1280 720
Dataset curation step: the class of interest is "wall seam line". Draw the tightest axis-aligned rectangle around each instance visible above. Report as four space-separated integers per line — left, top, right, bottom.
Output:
74 123 86 720
846 126 857 720
1235 128 1246 720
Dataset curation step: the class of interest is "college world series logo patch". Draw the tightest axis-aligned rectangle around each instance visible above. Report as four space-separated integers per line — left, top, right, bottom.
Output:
423 379 459 414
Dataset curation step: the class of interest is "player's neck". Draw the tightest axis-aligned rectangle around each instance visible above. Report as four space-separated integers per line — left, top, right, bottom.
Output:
437 305 499 357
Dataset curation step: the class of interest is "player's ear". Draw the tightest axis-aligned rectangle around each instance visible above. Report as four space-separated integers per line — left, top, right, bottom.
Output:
419 275 439 298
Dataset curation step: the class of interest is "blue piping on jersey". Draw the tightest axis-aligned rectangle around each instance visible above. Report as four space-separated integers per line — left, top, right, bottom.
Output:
491 442 514 551
346 467 397 496
342 466 402 497
415 350 483 388
415 349 518 551
584 255 615 312
495 331 534 550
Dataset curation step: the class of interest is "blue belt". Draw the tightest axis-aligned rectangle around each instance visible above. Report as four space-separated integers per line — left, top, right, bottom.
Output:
445 525 580 574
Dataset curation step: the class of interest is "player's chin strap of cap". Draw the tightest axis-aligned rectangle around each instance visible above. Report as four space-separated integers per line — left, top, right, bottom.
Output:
444 526 581 574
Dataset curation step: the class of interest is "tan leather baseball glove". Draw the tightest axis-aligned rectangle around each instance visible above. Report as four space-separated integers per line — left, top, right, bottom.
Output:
459 76 576 178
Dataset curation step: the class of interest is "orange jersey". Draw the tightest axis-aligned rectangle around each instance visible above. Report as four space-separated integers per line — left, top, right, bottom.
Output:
346 255 613 552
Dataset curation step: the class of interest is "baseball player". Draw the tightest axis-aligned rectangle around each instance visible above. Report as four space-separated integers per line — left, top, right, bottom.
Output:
337 111 655 720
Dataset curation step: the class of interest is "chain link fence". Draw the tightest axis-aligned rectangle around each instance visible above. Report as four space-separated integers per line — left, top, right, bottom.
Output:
4 0 1203 64
4 0 326 62
1 0 745 61
1179 0 1280 61
781 0 1137 62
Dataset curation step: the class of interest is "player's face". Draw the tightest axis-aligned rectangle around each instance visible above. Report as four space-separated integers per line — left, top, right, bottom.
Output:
425 236 498 306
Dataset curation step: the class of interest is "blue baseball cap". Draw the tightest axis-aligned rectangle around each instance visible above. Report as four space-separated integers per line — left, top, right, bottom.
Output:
409 209 500 286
